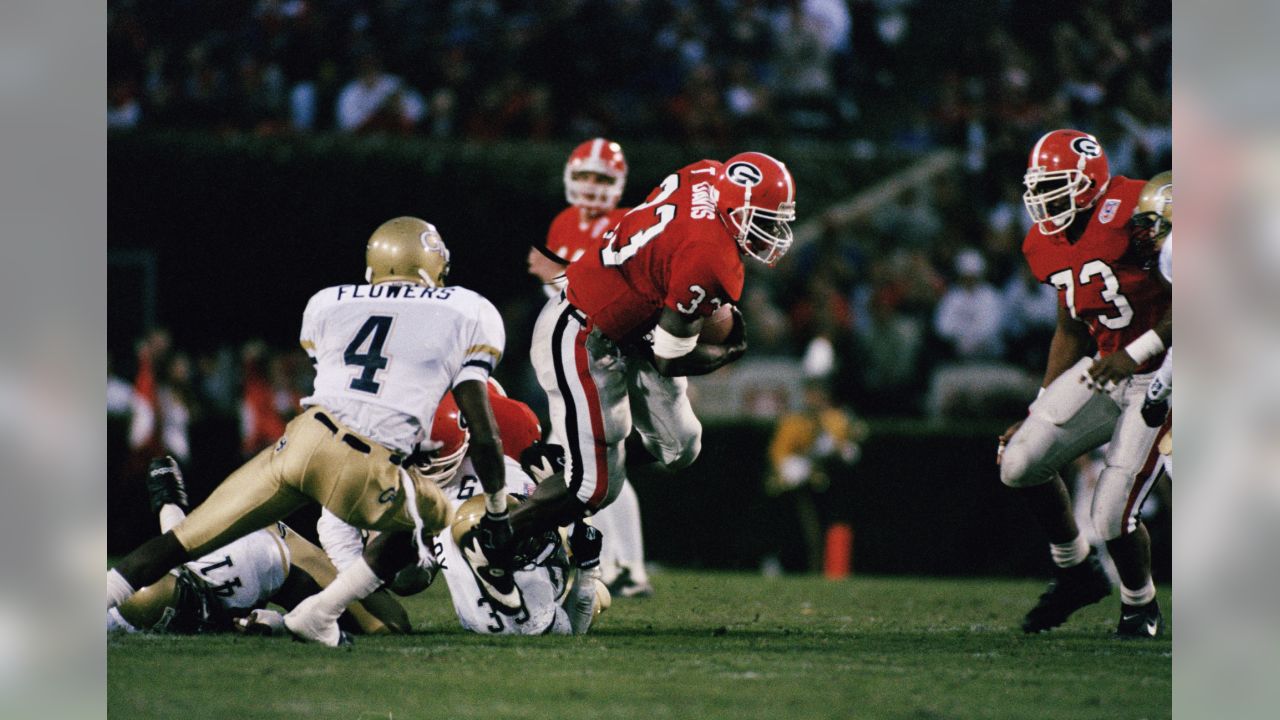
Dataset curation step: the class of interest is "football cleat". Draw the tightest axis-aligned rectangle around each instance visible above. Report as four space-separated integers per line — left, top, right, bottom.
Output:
458 528 523 615
606 567 655 599
147 456 189 515
1021 551 1111 633
1115 599 1164 639
284 595 352 648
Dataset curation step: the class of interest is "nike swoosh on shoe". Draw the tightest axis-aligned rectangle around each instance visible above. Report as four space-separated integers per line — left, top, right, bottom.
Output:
463 541 523 611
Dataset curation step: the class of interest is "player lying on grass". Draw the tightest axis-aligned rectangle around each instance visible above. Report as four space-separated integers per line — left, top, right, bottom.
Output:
109 457 409 636
318 383 610 635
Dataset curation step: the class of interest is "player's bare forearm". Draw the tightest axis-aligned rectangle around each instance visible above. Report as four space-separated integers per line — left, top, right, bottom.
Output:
1041 307 1090 387
453 379 505 495
653 341 746 377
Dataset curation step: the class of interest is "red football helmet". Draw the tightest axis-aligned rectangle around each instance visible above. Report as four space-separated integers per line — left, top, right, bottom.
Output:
715 151 797 266
564 138 627 212
490 393 542 462
418 393 469 484
1023 129 1111 235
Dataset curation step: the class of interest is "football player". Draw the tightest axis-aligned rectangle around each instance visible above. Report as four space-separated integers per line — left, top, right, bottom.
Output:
108 216 513 647
527 138 653 598
998 131 1172 637
1129 171 1174 473
319 384 610 634
495 152 796 594
108 457 408 636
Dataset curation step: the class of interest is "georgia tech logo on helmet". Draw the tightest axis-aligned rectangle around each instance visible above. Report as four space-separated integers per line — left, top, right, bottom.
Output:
726 161 763 187
1070 136 1102 159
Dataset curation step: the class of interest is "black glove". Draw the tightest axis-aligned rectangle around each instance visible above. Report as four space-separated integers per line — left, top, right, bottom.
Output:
569 522 603 569
1140 397 1169 428
520 442 566 484
477 509 514 564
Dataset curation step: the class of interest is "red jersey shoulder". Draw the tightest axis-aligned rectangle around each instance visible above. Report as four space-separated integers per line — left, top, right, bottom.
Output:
1022 176 1143 281
546 207 630 264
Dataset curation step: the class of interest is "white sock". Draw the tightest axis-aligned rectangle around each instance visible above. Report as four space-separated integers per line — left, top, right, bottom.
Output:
158 504 187 534
107 607 137 634
1049 534 1090 568
107 569 135 608
595 481 649 584
1120 578 1156 606
306 558 383 620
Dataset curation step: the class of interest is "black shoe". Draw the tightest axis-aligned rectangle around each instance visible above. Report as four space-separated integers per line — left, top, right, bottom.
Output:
458 529 523 615
1115 599 1163 639
1021 551 1112 633
606 567 655 599
147 456 189 515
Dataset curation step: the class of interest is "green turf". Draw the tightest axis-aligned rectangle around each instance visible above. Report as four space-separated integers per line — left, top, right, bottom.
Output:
108 571 1171 720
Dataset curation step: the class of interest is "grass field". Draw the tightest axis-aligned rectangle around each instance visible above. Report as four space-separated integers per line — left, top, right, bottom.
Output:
108 571 1171 720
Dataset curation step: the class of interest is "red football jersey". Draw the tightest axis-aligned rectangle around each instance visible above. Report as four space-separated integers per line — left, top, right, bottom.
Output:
1022 176 1171 371
544 206 630 264
566 159 745 342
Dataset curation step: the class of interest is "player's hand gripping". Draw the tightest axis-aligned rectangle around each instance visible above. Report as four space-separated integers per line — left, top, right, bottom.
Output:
1083 351 1138 393
721 306 749 362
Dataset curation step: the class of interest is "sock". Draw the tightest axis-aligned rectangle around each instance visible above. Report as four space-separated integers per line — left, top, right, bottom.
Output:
306 558 383 621
1120 578 1156 607
158 504 186 534
1049 534 1090 568
107 607 137 633
107 569 135 608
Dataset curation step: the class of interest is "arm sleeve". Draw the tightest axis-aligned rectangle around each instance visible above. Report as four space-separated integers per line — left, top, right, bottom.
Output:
299 292 324 360
454 297 506 388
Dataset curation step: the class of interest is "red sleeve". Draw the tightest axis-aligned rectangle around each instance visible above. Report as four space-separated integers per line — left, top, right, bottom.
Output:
665 241 744 318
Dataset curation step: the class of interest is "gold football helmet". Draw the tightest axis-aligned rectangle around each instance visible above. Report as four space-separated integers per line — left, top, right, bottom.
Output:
1128 171 1172 266
116 574 179 631
365 216 451 287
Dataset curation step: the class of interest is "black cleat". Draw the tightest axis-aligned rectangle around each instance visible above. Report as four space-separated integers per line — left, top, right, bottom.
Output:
1115 599 1163 639
606 567 655 599
459 530 523 614
147 456 189 515
1021 551 1111 633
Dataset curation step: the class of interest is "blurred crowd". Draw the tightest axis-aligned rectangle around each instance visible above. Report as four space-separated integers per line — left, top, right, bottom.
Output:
108 0 1170 421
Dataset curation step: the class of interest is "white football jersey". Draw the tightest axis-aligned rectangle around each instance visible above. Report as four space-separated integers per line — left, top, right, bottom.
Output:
300 283 505 454
436 457 572 635
184 524 291 611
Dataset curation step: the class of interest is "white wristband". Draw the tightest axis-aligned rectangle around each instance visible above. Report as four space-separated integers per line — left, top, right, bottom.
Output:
1124 330 1166 365
485 492 508 515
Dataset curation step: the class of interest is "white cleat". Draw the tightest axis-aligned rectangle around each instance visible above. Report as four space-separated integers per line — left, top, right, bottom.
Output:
284 596 352 648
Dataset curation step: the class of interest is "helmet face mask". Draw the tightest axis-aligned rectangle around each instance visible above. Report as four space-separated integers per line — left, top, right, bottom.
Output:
415 393 469 484
365 216 451 287
1022 130 1110 235
716 152 797 266
564 139 627 212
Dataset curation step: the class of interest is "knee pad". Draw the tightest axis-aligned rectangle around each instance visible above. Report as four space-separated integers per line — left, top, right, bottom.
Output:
998 439 1034 488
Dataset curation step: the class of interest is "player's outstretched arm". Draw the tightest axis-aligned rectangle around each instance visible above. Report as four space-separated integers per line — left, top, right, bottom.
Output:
1085 307 1172 391
453 379 512 558
651 307 747 377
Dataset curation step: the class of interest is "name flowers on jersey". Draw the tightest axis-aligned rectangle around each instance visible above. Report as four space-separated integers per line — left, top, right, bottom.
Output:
335 284 455 300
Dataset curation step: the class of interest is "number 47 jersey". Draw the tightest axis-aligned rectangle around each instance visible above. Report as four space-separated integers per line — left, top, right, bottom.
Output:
1021 176 1171 372
566 159 745 344
299 283 505 453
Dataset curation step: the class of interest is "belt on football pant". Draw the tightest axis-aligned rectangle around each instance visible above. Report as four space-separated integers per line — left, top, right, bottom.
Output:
312 411 429 468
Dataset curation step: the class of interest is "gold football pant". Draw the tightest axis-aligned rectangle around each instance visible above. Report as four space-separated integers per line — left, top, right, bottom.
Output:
171 407 451 558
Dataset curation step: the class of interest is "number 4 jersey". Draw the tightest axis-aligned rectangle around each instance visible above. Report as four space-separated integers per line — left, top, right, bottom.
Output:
565 159 744 344
1022 177 1171 371
299 283 505 453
